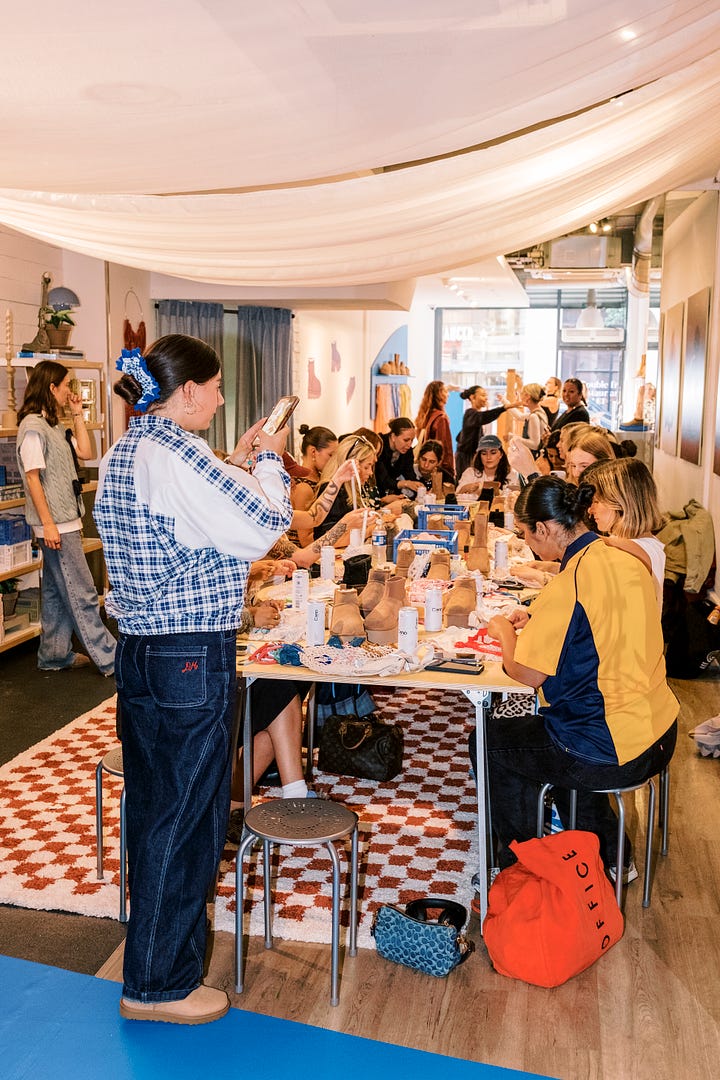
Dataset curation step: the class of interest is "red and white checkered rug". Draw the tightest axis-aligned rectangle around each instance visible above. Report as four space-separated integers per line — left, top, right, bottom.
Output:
0 689 479 949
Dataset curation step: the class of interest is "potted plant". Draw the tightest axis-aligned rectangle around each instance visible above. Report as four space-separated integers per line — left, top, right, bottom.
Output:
0 579 19 618
45 309 75 349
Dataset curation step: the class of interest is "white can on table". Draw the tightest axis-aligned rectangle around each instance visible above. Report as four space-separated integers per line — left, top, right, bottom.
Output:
320 545 335 581
494 538 509 571
424 586 443 633
306 599 326 645
397 605 418 655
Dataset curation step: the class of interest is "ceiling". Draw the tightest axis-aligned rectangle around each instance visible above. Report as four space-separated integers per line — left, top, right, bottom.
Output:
1 1 719 300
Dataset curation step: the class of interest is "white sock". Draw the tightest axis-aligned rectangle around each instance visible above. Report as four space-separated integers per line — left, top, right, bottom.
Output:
282 779 309 799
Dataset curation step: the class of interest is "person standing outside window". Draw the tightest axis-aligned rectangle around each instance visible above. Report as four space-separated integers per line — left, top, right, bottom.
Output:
16 361 116 675
94 335 292 1025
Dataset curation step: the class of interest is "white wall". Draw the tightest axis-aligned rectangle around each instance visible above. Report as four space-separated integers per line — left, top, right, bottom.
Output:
653 190 720 586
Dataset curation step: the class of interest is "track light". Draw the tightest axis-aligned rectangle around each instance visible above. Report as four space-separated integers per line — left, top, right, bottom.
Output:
600 218 612 233
588 222 599 234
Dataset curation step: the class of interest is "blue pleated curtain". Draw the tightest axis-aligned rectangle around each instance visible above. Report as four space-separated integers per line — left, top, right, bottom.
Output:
155 300 226 449
235 306 293 439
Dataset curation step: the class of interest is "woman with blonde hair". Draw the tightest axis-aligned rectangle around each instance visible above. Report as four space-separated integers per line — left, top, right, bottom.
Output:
565 428 615 482
584 457 666 611
313 433 378 541
415 380 454 478
509 383 549 455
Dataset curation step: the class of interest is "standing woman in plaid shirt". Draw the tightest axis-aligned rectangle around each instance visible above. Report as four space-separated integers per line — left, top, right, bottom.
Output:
94 335 292 1026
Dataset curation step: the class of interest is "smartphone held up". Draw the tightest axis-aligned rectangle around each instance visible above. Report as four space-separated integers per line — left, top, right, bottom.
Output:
262 395 300 435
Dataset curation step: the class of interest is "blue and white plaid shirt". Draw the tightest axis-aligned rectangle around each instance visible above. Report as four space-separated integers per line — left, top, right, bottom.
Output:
94 415 292 635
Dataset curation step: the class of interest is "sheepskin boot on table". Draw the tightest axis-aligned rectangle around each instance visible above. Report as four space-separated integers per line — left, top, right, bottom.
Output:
395 540 416 578
443 577 478 628
426 550 451 581
365 575 408 645
456 519 471 556
330 587 365 642
426 513 448 532
359 567 392 616
466 508 490 574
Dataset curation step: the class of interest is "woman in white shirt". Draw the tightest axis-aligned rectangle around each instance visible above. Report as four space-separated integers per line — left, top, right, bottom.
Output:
456 434 513 494
508 383 550 456
584 457 666 612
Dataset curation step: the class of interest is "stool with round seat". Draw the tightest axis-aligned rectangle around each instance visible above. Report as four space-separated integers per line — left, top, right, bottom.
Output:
95 746 127 923
235 798 359 1006
536 765 670 910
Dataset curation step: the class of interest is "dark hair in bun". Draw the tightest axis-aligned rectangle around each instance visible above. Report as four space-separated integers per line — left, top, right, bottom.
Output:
515 476 594 532
299 425 337 455
113 334 220 411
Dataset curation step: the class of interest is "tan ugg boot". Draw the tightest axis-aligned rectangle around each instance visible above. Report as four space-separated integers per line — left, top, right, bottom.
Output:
456 519 471 555
426 513 448 532
395 540 416 578
359 567 392 617
431 471 445 501
426 550 451 580
466 509 490 574
330 587 365 642
365 576 408 644
443 577 478 628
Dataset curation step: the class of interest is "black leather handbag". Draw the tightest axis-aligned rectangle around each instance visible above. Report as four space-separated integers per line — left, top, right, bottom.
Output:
317 713 403 781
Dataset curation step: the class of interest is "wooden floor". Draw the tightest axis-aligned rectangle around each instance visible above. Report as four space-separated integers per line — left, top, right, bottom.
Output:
98 676 720 1080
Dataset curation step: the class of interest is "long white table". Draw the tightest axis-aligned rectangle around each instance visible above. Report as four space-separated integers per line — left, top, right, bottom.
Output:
236 651 530 924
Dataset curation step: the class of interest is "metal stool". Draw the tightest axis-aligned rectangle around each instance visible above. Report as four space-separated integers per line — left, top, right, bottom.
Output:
536 765 670 910
95 747 127 923
235 798 359 1006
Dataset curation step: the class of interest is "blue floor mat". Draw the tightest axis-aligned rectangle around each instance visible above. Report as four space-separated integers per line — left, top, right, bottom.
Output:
0 955 547 1080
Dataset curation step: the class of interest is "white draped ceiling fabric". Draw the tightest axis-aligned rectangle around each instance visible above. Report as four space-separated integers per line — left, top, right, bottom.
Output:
1 1 720 287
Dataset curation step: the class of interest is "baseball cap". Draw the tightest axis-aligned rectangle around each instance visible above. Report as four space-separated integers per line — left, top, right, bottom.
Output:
477 434 503 451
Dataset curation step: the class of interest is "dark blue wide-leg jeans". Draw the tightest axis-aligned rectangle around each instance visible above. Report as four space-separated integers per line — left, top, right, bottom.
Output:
116 629 236 1003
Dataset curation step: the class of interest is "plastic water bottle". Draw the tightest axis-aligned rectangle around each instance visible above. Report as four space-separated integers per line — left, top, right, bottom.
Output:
292 568 309 610
372 527 387 566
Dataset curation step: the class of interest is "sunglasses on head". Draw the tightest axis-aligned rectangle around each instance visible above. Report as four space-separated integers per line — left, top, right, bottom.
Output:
347 435 373 457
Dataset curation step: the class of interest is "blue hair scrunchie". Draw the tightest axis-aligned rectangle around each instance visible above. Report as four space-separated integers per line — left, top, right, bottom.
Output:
115 347 161 412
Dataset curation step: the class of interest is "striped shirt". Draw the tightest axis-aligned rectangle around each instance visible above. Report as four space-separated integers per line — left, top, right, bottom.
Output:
94 415 292 635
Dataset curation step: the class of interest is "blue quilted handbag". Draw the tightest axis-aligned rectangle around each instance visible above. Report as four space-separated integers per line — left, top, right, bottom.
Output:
371 898 473 977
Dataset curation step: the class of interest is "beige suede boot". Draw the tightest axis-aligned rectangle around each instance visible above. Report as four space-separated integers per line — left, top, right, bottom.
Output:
466 509 490 574
426 550 451 580
365 576 408 644
329 587 365 642
426 513 449 532
395 540 416 578
431 471 445 501
443 577 478 628
456 519 471 555
359 567 392 616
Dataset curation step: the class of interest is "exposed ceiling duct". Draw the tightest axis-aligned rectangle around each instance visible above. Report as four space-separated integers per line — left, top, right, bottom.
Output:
630 196 665 295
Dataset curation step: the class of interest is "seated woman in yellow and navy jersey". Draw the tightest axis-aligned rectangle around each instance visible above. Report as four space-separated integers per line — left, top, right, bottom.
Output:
470 476 678 881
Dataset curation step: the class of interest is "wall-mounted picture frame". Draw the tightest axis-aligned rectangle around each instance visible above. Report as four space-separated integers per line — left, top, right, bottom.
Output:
658 301 684 457
679 287 710 465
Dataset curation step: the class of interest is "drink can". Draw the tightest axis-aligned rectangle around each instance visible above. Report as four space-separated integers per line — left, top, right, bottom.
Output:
349 528 363 549
306 599 326 645
397 606 418 655
424 586 443 632
494 538 509 571
503 511 515 531
292 568 309 610
320 545 335 581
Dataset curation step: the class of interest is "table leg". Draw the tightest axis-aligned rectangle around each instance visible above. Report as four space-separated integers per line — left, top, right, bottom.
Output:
305 684 317 783
242 675 256 813
461 687 492 927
